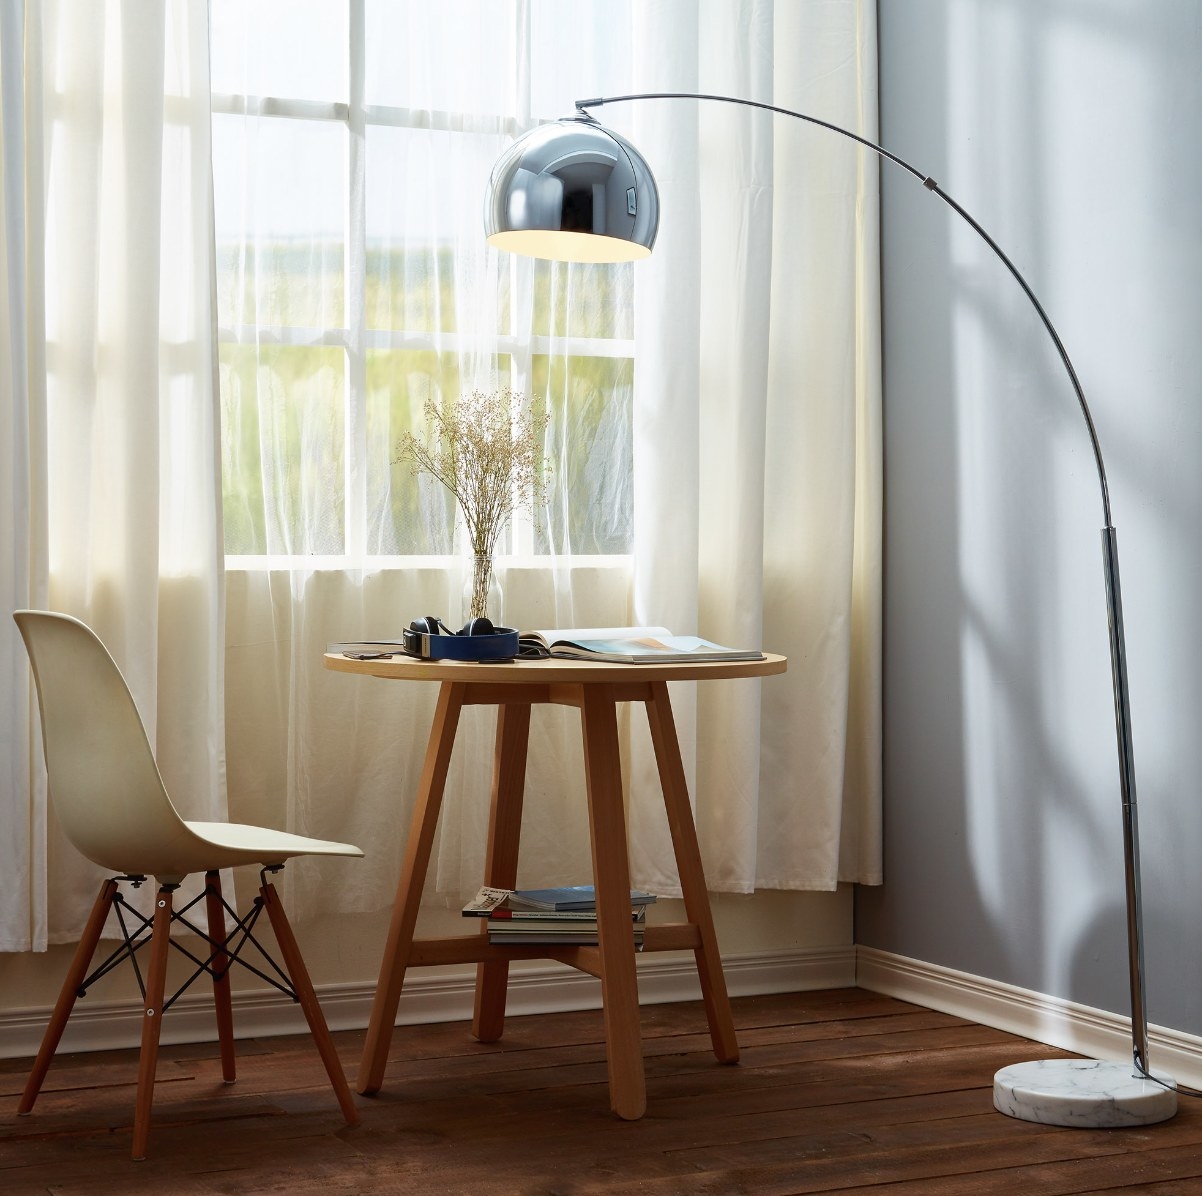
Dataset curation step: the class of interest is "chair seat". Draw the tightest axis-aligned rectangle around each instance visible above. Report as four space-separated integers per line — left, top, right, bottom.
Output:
100 820 363 884
184 820 362 867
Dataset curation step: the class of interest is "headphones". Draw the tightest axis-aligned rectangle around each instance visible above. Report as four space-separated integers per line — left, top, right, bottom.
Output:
402 615 520 661
409 615 496 638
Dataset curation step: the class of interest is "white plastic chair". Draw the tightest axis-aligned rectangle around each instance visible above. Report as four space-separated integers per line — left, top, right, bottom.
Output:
13 610 364 1160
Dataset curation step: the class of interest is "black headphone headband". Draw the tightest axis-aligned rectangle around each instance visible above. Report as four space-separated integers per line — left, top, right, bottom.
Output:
410 615 495 637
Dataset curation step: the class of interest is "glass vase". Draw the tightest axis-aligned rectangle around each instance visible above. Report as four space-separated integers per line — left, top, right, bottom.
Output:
462 555 502 624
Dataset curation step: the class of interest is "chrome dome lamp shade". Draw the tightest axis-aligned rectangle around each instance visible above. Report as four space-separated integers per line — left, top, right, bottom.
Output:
484 114 659 263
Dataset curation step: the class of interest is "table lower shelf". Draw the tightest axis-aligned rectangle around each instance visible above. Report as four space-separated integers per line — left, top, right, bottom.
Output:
406 922 704 974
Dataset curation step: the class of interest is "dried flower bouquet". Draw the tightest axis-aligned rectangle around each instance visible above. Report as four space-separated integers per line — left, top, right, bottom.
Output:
396 389 550 619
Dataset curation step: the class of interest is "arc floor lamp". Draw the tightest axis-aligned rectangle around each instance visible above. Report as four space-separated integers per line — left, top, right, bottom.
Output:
483 91 1176 1128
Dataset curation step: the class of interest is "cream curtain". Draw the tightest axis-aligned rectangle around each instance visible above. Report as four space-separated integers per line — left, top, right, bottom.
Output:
219 0 880 918
0 0 225 949
215 1 643 919
626 0 883 891
0 0 880 953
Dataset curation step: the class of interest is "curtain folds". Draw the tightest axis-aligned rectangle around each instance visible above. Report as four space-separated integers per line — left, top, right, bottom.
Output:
1 0 879 952
220 0 881 915
0 0 226 949
627 0 884 892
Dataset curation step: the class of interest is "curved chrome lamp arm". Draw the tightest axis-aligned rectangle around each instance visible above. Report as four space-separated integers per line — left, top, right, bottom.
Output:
577 93 1113 521
574 90 1149 1078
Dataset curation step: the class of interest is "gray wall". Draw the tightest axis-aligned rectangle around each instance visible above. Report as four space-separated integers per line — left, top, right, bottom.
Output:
858 0 1202 1036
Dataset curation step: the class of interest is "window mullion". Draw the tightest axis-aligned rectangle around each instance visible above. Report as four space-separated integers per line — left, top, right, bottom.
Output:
506 0 536 557
506 252 536 556
344 0 368 559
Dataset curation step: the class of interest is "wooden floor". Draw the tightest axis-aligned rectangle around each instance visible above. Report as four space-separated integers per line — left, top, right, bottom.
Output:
3 988 1201 1194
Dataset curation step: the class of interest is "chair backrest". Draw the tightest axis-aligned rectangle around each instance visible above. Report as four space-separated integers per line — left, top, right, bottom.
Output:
14 610 197 877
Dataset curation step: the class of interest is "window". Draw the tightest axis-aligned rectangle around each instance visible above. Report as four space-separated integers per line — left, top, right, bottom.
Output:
210 0 636 563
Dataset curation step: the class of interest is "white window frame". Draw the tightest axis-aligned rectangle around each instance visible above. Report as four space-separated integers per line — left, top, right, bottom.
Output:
212 2 634 571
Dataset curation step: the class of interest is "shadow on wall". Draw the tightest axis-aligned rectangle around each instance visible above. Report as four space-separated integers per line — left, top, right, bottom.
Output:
1071 894 1196 1040
859 0 1202 1035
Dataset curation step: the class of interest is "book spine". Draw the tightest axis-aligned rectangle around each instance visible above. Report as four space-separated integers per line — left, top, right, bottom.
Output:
488 908 645 924
489 909 607 921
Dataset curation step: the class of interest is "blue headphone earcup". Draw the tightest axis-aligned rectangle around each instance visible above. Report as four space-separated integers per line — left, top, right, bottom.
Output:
461 616 495 636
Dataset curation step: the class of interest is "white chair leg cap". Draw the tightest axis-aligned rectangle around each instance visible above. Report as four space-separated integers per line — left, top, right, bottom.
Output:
994 1059 1177 1127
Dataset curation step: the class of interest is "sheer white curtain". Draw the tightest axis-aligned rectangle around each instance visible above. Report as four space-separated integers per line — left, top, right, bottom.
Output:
0 0 225 949
214 1 642 918
216 0 881 918
625 0 883 891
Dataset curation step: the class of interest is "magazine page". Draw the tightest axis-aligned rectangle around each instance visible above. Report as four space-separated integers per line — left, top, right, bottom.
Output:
551 634 762 663
517 626 763 663
526 625 671 649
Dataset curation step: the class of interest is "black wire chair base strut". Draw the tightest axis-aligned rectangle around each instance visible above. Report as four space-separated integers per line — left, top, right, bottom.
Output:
73 866 302 1017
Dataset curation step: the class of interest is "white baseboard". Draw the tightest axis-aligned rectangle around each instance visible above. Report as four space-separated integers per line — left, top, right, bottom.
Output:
0 945 856 1060
856 946 1202 1091
20 942 1201 1092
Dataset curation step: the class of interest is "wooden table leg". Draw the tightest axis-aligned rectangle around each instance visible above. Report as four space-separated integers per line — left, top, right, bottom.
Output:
580 684 647 1120
358 681 464 1096
473 701 531 1042
645 680 740 1063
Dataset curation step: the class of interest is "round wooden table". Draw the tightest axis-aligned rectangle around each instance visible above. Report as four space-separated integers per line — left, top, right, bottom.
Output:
325 649 787 1120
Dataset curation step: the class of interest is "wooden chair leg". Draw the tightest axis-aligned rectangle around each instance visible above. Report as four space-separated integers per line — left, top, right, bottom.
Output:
18 878 119 1116
204 869 237 1083
260 880 359 1126
473 701 531 1043
132 885 174 1161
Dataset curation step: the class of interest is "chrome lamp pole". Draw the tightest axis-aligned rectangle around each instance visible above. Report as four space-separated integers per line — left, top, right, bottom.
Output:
483 91 1176 1127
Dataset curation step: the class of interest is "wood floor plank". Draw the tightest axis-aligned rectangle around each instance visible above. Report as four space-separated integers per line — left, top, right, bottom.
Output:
3 988 1200 1196
1074 1183 1202 1196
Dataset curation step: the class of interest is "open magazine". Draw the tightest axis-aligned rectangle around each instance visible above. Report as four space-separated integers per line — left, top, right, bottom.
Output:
518 625 764 664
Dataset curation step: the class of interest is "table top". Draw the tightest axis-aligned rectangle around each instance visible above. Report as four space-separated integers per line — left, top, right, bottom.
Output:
324 650 787 686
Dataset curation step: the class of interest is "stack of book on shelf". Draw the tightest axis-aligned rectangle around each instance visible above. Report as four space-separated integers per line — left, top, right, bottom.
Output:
462 885 657 947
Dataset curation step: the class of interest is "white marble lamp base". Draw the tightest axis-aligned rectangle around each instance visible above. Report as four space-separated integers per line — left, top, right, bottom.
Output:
994 1059 1177 1128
